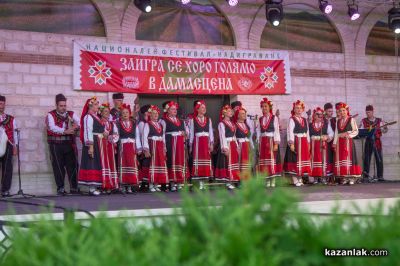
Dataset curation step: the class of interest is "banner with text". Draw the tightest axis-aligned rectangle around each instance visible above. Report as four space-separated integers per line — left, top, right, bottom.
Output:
73 42 291 95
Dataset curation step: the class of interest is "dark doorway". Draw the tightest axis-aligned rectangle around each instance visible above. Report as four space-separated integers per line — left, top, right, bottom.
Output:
138 94 230 128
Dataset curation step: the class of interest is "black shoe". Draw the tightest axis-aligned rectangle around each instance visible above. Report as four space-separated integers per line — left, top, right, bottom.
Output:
69 188 80 195
57 188 67 196
378 178 385 182
1 191 10 197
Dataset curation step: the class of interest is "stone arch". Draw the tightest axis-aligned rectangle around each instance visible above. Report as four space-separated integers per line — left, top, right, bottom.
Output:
354 4 393 57
123 0 235 46
249 0 346 53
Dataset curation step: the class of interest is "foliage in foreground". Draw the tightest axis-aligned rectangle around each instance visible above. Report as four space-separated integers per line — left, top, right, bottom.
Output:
3 179 400 266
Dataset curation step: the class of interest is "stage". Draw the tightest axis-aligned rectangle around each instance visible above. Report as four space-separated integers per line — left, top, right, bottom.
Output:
0 182 399 217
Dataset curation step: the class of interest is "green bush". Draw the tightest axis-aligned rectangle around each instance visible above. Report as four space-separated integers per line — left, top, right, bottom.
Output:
3 179 400 266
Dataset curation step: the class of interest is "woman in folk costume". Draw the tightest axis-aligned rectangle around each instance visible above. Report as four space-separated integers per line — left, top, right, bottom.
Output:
332 103 361 185
188 100 214 190
137 104 151 190
160 101 189 192
98 103 120 192
78 97 108 195
309 107 334 184
283 100 311 187
116 104 141 193
142 105 169 192
215 105 240 189
256 98 281 187
234 106 254 181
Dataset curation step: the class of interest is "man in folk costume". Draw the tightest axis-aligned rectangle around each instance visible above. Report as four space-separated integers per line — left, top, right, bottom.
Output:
215 105 240 189
45 94 80 195
99 103 119 192
137 104 151 190
284 100 311 187
0 95 18 197
359 105 388 182
256 98 281 187
188 100 214 190
116 104 141 193
234 106 254 181
324 102 337 185
160 101 189 192
142 105 168 192
332 103 361 185
110 93 124 121
78 97 103 195
309 107 334 184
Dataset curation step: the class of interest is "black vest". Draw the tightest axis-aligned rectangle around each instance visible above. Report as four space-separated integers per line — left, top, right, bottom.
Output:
117 120 136 139
222 121 235 138
148 121 163 137
193 116 210 133
337 117 352 134
292 116 307 134
309 119 328 137
235 122 251 138
164 117 185 133
259 115 275 133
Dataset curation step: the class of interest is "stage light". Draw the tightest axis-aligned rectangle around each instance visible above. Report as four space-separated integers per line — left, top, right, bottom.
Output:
181 0 191 4
347 2 360 21
226 0 238 7
388 7 400 34
319 0 332 14
134 0 152 13
266 0 283 27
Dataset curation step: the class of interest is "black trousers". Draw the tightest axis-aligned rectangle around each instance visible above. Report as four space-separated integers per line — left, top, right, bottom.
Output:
363 139 383 179
0 143 13 193
49 143 78 190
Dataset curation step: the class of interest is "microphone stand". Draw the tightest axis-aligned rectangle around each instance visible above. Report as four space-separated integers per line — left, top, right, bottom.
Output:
10 129 35 198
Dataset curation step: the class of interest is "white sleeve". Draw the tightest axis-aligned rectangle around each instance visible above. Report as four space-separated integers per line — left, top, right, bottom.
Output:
135 125 142 152
138 121 145 147
112 123 119 143
273 116 281 143
189 119 194 145
246 117 254 138
160 119 166 134
287 118 295 144
306 122 310 143
84 115 94 145
359 119 365 129
348 118 359 138
327 122 334 141
333 123 339 145
13 119 18 145
73 113 80 128
218 122 227 150
143 123 150 151
256 119 261 143
46 113 65 134
209 118 214 144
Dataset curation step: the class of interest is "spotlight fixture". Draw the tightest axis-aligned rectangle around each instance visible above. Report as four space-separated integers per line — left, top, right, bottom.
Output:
319 0 332 14
226 0 238 7
265 0 283 27
347 1 360 21
181 0 191 4
134 0 152 13
388 7 400 34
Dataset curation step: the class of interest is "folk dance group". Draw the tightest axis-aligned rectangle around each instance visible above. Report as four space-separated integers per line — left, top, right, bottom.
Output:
0 93 388 196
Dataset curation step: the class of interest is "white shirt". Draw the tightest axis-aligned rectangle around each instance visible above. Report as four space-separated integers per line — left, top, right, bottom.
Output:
333 117 359 145
142 121 166 151
188 116 214 146
218 120 236 150
287 116 310 143
46 111 80 134
0 113 18 145
119 120 142 152
310 120 334 142
256 114 281 143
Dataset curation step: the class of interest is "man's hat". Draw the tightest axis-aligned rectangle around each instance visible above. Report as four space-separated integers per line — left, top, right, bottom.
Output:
0 95 5 102
324 102 333 110
366 105 374 111
112 93 124 100
55 93 67 103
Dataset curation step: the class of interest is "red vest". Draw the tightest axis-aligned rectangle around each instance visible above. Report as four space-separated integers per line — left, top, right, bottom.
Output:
1 115 14 144
46 110 74 144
